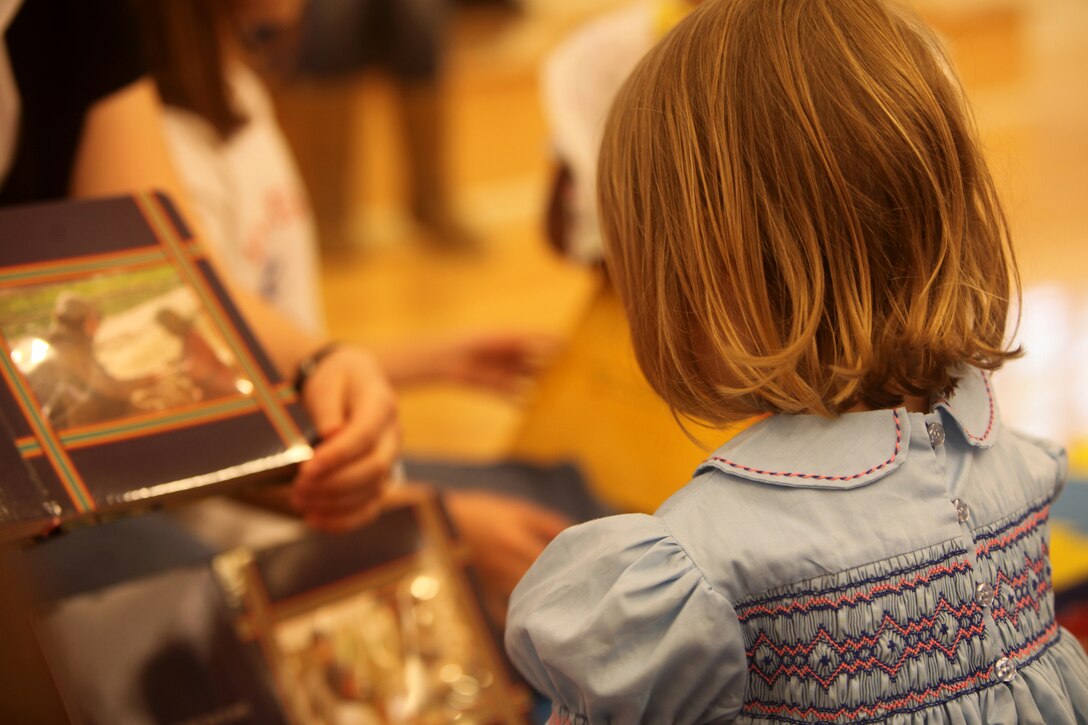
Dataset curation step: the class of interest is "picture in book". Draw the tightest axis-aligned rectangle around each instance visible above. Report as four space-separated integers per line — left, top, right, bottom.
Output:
271 557 508 725
0 265 253 430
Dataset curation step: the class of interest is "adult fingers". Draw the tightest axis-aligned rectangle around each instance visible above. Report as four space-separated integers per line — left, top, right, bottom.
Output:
294 425 400 508
297 371 397 486
300 352 350 441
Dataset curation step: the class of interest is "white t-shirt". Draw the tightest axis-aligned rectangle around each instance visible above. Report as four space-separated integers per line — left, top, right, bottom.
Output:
162 66 320 548
162 62 326 336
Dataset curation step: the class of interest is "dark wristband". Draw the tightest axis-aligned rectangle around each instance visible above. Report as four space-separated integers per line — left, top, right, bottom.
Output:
292 341 342 394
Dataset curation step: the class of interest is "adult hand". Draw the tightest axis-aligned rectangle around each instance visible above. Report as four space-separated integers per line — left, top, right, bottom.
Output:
291 345 401 533
443 490 571 618
438 333 558 396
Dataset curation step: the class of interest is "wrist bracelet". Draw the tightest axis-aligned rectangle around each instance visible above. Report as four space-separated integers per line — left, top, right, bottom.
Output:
292 341 342 394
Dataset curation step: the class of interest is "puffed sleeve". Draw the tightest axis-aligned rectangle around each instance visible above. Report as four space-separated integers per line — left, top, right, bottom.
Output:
505 514 747 724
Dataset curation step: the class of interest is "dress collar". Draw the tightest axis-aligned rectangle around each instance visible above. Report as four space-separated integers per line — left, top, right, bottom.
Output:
696 366 999 489
933 365 1001 449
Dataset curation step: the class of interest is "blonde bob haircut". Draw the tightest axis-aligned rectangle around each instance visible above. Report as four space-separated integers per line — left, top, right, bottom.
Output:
599 0 1020 425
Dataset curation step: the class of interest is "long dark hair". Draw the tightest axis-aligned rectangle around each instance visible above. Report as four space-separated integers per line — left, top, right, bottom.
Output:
133 0 246 139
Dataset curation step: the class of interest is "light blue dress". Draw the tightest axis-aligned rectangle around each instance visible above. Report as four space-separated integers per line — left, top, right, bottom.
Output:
506 366 1088 724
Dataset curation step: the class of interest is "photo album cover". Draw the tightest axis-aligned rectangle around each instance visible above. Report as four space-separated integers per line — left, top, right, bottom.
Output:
0 192 314 543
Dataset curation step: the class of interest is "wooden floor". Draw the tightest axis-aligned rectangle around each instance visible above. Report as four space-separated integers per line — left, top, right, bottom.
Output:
274 0 1088 483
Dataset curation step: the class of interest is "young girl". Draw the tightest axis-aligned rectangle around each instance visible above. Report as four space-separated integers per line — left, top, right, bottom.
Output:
505 0 1088 723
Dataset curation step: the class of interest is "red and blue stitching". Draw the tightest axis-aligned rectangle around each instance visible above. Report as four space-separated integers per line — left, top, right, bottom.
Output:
743 667 994 724
1006 621 1060 661
737 551 971 622
991 545 1051 629
739 501 1059 724
974 496 1053 558
709 410 902 482
934 370 996 444
973 499 1057 665
747 599 986 690
742 624 1058 724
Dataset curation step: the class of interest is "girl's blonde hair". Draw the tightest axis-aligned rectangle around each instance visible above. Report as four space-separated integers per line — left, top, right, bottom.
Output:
599 0 1020 425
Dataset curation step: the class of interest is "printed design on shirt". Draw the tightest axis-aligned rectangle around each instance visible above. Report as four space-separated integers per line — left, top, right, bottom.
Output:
242 187 309 309
735 539 992 724
973 495 1058 666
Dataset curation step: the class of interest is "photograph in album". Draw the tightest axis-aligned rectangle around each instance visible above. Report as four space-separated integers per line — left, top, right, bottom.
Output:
236 498 527 724
270 556 504 723
0 266 253 429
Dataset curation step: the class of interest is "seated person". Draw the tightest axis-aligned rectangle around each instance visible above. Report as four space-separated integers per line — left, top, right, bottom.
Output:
138 0 549 391
132 0 573 612
2 0 397 533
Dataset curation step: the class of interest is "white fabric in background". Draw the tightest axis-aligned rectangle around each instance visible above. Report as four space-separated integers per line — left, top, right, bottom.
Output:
162 62 326 336
995 284 1088 453
541 3 655 263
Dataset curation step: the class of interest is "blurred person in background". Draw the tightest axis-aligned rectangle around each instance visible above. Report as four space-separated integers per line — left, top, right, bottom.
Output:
1 0 399 534
139 0 548 393
1 9 399 710
543 0 704 263
295 0 477 249
1 12 397 717
133 0 572 615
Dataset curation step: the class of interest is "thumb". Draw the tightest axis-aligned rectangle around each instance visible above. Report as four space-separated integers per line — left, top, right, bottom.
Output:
302 363 348 440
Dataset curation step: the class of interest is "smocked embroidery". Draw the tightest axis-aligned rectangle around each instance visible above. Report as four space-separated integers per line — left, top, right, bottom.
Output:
709 409 902 482
741 665 997 725
735 493 1060 725
1007 621 1061 662
974 497 1051 558
972 494 1060 675
738 547 972 622
746 597 987 689
736 540 990 723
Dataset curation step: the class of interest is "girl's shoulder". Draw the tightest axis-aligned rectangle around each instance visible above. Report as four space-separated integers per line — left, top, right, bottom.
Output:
506 512 749 722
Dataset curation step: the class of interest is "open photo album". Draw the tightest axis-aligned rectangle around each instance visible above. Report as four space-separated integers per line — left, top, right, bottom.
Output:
0 192 314 543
